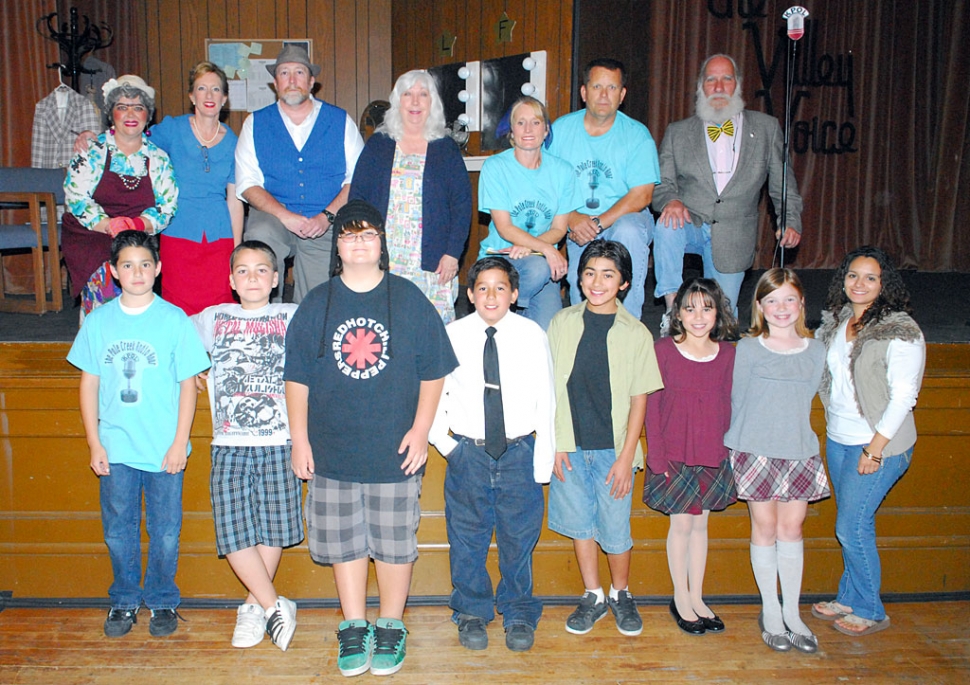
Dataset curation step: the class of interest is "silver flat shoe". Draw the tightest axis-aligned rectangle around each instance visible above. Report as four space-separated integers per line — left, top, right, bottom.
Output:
787 630 819 653
758 612 792 652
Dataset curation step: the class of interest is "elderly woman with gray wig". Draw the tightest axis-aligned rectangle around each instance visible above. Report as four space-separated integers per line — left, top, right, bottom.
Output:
350 70 471 323
63 75 177 315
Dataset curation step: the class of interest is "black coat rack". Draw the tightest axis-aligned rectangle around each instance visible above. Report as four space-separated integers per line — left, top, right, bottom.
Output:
37 7 113 91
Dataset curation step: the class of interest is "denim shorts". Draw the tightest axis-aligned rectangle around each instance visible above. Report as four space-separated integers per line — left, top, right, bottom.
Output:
547 447 633 554
305 474 422 565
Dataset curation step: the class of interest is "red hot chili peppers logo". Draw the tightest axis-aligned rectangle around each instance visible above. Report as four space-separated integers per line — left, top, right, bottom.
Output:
332 317 390 379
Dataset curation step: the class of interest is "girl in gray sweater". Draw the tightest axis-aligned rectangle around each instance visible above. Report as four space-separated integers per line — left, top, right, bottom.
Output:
724 268 828 654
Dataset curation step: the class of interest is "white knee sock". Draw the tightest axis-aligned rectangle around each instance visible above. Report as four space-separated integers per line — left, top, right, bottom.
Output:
750 543 784 633
777 539 811 636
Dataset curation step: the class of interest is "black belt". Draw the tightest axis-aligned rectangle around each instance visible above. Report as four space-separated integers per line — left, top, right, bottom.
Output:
455 434 529 448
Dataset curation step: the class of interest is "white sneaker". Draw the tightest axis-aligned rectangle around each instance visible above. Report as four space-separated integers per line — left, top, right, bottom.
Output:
266 596 297 652
659 310 672 338
232 603 265 648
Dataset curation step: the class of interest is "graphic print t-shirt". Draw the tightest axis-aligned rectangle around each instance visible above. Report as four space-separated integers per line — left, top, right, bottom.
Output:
547 109 660 216
193 302 297 446
67 297 211 471
284 275 458 482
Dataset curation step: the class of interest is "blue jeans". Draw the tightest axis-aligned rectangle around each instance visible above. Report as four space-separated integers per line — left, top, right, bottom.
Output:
652 220 745 316
100 462 184 610
507 254 562 330
567 209 654 320
826 437 913 621
445 436 544 629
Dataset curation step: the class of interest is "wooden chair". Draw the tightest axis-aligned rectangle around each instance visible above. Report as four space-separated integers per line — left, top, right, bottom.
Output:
0 167 65 314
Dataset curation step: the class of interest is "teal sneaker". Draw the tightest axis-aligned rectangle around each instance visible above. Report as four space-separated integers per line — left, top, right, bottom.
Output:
336 619 374 677
370 618 408 676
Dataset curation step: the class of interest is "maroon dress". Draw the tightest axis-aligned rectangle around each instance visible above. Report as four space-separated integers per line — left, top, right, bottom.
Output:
62 150 155 303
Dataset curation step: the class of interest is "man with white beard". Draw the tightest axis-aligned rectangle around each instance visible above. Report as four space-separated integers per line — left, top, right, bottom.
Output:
651 54 803 325
235 45 364 302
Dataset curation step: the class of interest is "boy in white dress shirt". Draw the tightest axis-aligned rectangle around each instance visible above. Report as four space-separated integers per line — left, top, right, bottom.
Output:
429 257 556 653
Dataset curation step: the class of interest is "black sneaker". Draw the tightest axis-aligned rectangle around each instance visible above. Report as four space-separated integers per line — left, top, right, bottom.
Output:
149 608 182 637
608 590 643 636
104 607 138 638
504 624 535 651
456 613 488 650
565 592 607 635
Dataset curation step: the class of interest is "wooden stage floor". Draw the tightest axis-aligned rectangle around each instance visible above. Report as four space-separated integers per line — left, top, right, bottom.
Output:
1 602 967 683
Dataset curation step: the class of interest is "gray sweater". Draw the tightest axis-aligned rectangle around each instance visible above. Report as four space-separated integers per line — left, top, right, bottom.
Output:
724 336 825 460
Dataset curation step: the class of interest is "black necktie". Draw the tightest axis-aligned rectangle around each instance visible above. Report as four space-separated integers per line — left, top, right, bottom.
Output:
483 326 506 459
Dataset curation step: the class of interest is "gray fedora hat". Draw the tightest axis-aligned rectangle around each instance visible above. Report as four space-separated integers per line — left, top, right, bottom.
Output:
266 44 321 78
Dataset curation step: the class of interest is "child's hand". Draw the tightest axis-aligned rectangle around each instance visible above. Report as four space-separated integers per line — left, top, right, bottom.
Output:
291 441 315 480
161 443 188 474
398 427 429 475
553 451 572 482
605 460 633 500
194 372 209 393
89 445 110 476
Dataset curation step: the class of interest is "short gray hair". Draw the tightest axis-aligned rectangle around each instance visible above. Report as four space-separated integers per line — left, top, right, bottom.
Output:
104 84 156 129
696 54 743 90
377 70 447 142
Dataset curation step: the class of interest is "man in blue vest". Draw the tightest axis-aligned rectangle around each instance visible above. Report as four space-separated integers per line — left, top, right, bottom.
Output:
236 45 364 303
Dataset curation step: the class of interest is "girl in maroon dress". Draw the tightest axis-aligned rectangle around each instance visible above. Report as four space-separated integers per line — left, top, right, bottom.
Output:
644 278 738 636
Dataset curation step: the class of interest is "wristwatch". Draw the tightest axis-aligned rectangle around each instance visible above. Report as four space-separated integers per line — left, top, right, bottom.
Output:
323 208 336 224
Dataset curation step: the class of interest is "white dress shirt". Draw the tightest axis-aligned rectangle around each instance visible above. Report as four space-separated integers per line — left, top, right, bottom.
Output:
429 310 557 483
234 99 364 199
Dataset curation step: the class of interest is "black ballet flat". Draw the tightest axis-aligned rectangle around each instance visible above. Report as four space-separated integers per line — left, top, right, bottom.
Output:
699 613 725 633
669 599 706 635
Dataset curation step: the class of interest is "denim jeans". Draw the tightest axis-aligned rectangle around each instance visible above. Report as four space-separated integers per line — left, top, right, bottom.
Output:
652 220 745 316
826 437 913 621
445 436 544 629
507 254 562 330
100 462 184 610
567 209 654 320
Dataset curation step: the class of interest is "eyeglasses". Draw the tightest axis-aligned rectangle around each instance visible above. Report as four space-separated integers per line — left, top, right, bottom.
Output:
338 230 382 243
113 104 147 114
201 145 210 173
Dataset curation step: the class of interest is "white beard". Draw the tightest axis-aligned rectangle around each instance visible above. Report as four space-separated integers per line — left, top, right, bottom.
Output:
695 86 745 124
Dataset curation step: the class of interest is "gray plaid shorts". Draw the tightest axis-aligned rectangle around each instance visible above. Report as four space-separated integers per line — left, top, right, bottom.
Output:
210 444 304 556
305 474 422 565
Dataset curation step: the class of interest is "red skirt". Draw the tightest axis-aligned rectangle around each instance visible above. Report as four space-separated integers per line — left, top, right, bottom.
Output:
159 233 235 315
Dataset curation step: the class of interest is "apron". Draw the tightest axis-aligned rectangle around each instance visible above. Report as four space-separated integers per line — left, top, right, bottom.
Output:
62 150 156 309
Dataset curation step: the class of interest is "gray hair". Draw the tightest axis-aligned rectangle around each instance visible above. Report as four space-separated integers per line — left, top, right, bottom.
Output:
696 54 743 90
104 84 156 129
377 70 447 142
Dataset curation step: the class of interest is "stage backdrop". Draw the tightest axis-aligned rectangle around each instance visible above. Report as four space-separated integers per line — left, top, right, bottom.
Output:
632 0 969 271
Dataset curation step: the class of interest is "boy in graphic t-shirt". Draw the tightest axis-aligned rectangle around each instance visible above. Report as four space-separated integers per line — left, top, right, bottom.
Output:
284 200 457 677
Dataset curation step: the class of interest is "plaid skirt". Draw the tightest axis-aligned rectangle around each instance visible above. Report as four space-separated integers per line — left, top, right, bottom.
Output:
729 450 831 502
643 460 737 515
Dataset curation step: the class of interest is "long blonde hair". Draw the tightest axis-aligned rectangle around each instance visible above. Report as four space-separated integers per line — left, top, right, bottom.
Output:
747 268 812 338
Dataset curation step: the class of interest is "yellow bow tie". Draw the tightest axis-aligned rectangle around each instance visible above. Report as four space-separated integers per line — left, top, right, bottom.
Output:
707 120 735 142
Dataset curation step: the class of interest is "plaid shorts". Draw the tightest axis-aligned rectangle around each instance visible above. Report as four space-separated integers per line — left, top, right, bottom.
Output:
305 475 422 565
210 444 304 556
730 450 831 502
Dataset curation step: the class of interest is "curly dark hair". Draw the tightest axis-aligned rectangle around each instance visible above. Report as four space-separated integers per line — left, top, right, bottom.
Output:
669 277 739 342
824 245 914 331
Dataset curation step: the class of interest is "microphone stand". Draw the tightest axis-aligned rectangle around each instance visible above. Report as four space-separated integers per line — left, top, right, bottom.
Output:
778 6 809 268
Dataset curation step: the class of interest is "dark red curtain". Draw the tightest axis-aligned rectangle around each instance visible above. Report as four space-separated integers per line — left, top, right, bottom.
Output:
644 0 970 271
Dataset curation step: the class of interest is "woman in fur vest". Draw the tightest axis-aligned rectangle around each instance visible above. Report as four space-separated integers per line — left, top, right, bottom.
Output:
810 246 925 637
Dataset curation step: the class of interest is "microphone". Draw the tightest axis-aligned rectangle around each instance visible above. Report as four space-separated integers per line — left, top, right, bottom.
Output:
782 6 810 41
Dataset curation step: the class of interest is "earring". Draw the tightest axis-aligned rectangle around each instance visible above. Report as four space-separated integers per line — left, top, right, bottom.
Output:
109 127 115 135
